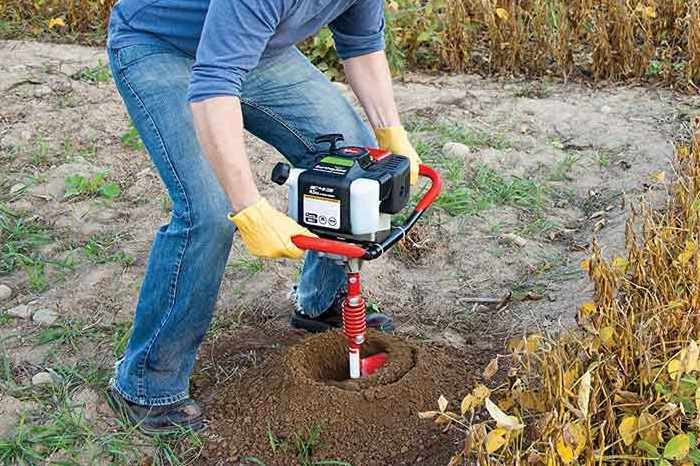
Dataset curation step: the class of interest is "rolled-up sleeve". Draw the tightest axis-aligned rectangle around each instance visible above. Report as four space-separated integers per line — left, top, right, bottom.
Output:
187 0 287 102
329 0 385 60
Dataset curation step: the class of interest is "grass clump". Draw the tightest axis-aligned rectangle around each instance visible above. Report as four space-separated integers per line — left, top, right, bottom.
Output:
424 120 700 464
64 172 121 200
436 165 544 217
83 233 133 267
0 205 52 274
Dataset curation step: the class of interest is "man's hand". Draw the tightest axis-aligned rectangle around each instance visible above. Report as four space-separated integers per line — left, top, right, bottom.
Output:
229 198 316 259
342 52 421 185
374 126 422 185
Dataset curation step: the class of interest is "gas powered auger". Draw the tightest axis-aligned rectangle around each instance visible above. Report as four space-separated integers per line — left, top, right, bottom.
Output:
272 134 442 379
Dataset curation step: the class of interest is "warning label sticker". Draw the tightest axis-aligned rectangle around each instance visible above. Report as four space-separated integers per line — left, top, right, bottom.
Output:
303 195 340 230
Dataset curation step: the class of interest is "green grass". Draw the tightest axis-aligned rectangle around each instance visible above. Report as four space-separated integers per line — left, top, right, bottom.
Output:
549 153 582 181
257 425 351 466
64 172 121 200
0 204 52 274
62 138 97 160
120 122 145 152
434 165 545 217
83 233 134 267
516 216 560 238
149 429 204 466
407 118 511 151
111 321 131 358
35 320 90 349
30 137 50 166
22 260 48 292
0 203 76 289
72 60 111 83
228 256 264 277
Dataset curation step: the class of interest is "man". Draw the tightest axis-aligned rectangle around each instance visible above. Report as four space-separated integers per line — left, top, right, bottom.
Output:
106 0 421 433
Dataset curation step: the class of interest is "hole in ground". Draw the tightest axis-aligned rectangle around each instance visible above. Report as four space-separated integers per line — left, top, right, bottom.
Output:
285 330 416 390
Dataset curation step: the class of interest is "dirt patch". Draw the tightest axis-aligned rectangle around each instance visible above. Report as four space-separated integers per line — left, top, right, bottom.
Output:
196 330 478 465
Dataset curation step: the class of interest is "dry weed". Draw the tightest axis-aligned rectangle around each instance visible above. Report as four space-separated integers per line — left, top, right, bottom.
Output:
1 0 697 88
424 118 700 464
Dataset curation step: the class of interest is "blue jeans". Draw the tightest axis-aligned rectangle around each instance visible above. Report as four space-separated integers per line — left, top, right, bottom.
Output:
107 43 375 406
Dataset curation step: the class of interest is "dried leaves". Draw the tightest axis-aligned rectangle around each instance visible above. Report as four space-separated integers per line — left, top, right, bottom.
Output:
427 135 700 463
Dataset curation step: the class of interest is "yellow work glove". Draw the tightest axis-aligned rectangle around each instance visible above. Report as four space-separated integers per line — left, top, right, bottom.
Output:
374 126 422 185
228 198 315 260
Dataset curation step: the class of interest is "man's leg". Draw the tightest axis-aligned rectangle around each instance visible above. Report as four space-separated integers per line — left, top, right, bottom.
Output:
239 48 392 329
107 44 233 423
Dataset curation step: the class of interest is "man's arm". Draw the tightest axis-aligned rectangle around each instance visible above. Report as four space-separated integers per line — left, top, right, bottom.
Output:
342 51 422 185
342 51 400 129
190 97 259 213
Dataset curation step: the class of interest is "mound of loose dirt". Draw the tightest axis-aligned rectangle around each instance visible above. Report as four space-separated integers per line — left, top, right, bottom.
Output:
196 330 476 465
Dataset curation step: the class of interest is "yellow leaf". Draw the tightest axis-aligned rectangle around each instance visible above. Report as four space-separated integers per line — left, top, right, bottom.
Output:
507 336 526 353
486 427 509 453
527 334 544 352
643 5 657 18
612 256 629 273
555 423 586 464
418 410 439 419
518 391 545 412
678 145 690 159
579 302 596 317
664 433 690 460
638 412 662 445
461 394 477 415
485 397 524 431
47 17 66 29
678 241 697 266
473 384 491 401
498 396 515 412
580 258 591 272
668 359 683 380
618 416 638 446
483 357 499 380
563 366 580 390
438 395 448 413
495 7 510 20
578 370 592 418
650 171 666 183
600 326 616 348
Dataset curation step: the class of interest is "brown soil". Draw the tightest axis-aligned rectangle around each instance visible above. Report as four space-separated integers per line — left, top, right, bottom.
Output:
195 329 478 465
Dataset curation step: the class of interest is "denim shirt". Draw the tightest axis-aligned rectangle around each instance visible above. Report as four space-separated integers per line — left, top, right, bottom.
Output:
107 0 385 102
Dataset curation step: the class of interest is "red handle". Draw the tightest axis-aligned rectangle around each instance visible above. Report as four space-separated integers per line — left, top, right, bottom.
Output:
416 164 443 212
292 235 365 258
292 163 442 257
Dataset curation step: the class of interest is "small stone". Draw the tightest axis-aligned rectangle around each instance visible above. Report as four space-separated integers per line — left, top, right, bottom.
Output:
501 233 528 247
32 308 59 326
9 183 25 194
31 371 55 386
0 284 12 301
442 329 466 348
442 142 472 159
6 304 31 319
